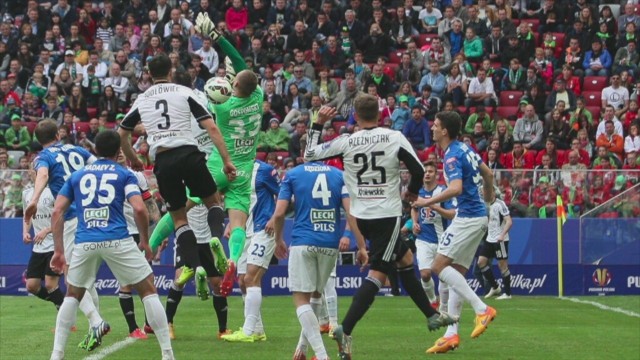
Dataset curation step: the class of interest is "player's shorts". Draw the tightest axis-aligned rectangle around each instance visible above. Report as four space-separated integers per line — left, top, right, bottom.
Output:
26 251 60 279
415 241 439 271
438 217 489 269
63 218 78 265
239 230 276 273
237 233 252 275
67 237 152 289
479 240 509 260
175 243 221 277
330 260 337 277
288 245 338 293
356 216 409 275
207 156 253 214
154 145 217 211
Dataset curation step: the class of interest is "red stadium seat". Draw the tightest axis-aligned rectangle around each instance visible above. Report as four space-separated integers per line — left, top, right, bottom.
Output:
496 106 519 120
271 63 283 72
582 91 602 107
416 33 437 48
75 122 90 134
104 122 117 129
500 91 523 107
582 76 609 92
22 121 38 134
388 51 403 64
490 62 502 70
256 152 267 161
586 106 602 120
333 77 342 86
86 107 98 119
520 19 539 32
551 33 565 49
332 121 347 133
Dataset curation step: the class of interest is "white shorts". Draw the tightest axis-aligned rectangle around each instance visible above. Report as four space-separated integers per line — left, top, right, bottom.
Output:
238 230 275 274
416 241 438 271
330 260 337 278
67 237 152 289
288 245 338 293
438 217 488 269
63 218 78 264
237 234 252 275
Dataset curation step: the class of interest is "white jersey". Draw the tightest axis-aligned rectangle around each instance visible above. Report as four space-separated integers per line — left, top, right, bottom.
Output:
191 89 214 155
22 186 55 253
120 83 211 159
124 170 151 235
487 199 510 243
305 126 424 219
187 204 211 244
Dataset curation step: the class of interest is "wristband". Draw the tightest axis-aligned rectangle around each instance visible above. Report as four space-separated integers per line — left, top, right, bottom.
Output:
343 229 353 238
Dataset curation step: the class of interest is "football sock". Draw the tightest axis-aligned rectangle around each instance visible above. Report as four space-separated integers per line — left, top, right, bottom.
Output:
48 287 65 309
439 281 450 313
143 294 172 352
474 264 488 293
165 284 183 323
229 227 246 263
149 213 175 252
297 304 327 360
310 296 325 324
255 311 264 334
79 291 102 328
243 287 262 335
480 265 499 289
53 297 79 357
398 265 438 318
502 269 512 295
175 225 201 268
119 291 138 333
212 293 228 332
296 330 309 353
342 276 381 335
324 277 338 326
35 286 49 300
439 266 487 314
444 289 463 338
87 286 100 311
422 278 437 303
206 206 225 239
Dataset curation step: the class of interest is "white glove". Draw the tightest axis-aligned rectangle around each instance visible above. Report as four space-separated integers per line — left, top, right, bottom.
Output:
224 56 236 82
195 12 220 41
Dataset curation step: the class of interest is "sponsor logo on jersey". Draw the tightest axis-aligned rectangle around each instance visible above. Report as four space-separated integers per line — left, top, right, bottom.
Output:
589 268 616 293
196 133 212 147
151 131 179 142
229 103 260 117
84 207 110 228
310 209 336 222
357 185 387 199
234 138 254 148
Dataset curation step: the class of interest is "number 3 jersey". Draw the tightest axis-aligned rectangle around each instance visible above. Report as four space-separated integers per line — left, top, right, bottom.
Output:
443 140 486 218
58 159 141 243
278 163 348 249
416 184 453 244
305 126 423 219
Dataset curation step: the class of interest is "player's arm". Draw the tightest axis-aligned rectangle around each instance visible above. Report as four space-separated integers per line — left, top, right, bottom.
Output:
414 179 461 208
431 202 456 220
118 107 145 171
195 13 247 73
478 162 495 204
50 182 73 272
271 199 289 259
24 166 49 219
198 116 235 177
137 173 161 224
498 202 512 241
410 207 421 234
130 194 152 260
397 135 425 201
304 106 348 161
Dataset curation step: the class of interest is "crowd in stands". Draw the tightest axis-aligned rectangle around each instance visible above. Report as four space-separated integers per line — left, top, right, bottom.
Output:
1 0 640 219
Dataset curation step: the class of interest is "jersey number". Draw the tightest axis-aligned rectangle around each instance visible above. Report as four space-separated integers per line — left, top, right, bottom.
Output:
251 244 266 257
441 232 454 247
156 100 171 129
312 173 331 206
80 173 117 207
55 152 85 181
354 151 387 185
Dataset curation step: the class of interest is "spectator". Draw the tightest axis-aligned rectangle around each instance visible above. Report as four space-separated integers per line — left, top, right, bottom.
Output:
465 68 497 109
363 64 394 99
347 51 370 88
402 106 432 150
391 96 411 131
545 79 577 116
533 153 560 185
4 115 31 153
501 58 526 91
464 105 492 134
596 105 624 138
284 83 309 117
514 104 544 150
423 36 452 73
327 78 364 121
98 85 120 122
602 74 630 119
226 0 248 33
258 118 290 152
359 23 392 64
415 84 440 121
419 61 446 99
312 67 339 103
389 5 414 49
419 0 442 34
486 148 504 171
561 149 588 186
103 63 129 106
263 79 286 118
583 39 612 76
625 123 640 155
596 120 625 161
437 6 462 37
21 92 42 123
502 140 536 169
494 119 514 154
536 138 565 167
288 121 307 160
463 27 484 63
613 41 639 77
530 176 558 218
443 62 466 106
395 53 421 91
284 65 313 101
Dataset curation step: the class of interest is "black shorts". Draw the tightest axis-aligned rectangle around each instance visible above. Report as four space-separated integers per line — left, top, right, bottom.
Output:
479 240 509 260
357 216 409 275
26 251 60 279
153 145 217 211
175 243 221 277
132 233 140 244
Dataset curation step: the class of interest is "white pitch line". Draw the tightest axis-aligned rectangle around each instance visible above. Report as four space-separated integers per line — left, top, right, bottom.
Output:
560 297 640 318
82 337 137 360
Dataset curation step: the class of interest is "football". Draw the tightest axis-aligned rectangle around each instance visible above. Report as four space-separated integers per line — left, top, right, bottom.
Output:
204 77 232 104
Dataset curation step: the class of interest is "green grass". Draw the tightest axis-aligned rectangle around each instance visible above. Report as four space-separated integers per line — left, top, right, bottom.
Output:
1 295 639 360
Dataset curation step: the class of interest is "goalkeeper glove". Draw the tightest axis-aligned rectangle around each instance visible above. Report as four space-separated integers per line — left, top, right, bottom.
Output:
195 12 222 42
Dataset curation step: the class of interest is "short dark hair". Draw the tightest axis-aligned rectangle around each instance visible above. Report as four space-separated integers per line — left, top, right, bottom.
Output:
34 119 59 144
423 160 437 171
354 94 380 123
435 111 462 139
148 54 172 79
173 70 192 88
94 130 121 158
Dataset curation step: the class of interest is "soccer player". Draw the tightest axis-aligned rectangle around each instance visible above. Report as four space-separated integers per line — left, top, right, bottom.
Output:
477 188 513 300
305 96 457 360
22 175 64 310
221 159 283 343
412 111 497 354
118 54 236 300
273 161 359 360
49 130 174 360
25 119 108 350
411 161 455 308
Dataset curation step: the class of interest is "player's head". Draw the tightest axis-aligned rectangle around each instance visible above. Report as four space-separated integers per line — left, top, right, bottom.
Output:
234 69 258 97
423 160 437 185
354 94 379 125
95 130 121 159
172 69 192 88
433 111 462 143
148 54 172 82
34 119 60 145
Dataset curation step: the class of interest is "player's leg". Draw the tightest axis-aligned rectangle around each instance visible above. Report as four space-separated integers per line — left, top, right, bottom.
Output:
118 284 147 338
496 242 512 299
51 284 86 360
43 274 64 309
416 241 438 304
321 263 338 333
477 242 501 298
25 251 63 309
197 243 230 338
132 274 175 360
165 268 185 340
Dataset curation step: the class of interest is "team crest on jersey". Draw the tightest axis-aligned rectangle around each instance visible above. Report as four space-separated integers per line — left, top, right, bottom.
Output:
84 207 110 228
445 157 456 164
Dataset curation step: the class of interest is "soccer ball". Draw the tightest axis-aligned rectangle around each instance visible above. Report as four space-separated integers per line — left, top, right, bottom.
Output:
204 77 232 104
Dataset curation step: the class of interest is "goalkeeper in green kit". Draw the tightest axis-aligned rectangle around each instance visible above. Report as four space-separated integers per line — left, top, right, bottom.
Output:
149 13 262 297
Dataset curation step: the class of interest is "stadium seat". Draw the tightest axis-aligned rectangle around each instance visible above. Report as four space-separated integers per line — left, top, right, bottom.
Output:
586 106 602 119
520 19 539 32
456 106 494 115
635 5 640 15
551 33 565 49
271 63 283 72
22 121 37 134
496 106 519 120
500 91 523 107
333 77 342 86
416 33 437 48
104 122 117 129
332 121 347 133
274 151 290 167
87 107 98 119
388 51 403 64
582 91 602 107
582 76 609 92
386 63 399 73
532 32 540 46
490 62 502 70
256 151 267 161
75 122 90 134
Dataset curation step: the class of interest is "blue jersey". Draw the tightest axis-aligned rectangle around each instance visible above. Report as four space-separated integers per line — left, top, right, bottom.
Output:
58 159 140 244
278 163 348 248
417 185 453 244
443 140 486 218
34 143 95 220
247 161 280 234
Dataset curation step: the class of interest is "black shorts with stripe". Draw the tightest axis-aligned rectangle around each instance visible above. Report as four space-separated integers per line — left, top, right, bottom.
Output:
479 240 509 260
175 243 221 277
26 251 60 279
357 216 409 275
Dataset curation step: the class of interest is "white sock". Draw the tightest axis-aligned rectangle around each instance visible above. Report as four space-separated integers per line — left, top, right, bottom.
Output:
444 289 464 337
438 266 487 314
52 297 79 358
439 281 450 313
422 278 436 303
297 304 327 359
255 311 264 334
324 277 338 326
310 296 326 325
87 286 100 312
297 329 309 352
79 291 103 328
143 294 172 352
243 287 262 336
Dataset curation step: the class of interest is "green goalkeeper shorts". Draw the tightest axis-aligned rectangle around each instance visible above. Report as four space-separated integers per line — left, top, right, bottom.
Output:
203 156 253 214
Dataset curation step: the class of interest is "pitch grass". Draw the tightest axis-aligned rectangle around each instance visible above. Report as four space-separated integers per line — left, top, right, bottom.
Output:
1 295 639 360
